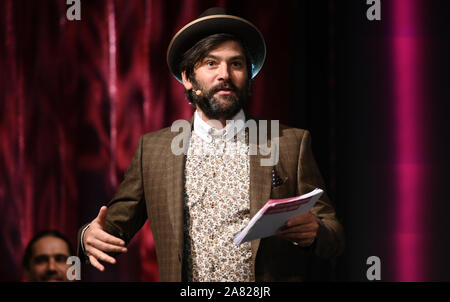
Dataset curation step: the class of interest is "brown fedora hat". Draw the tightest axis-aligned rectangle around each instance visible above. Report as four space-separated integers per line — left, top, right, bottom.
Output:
167 7 266 83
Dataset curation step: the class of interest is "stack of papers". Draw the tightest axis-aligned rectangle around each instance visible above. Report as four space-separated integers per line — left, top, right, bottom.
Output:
234 188 323 245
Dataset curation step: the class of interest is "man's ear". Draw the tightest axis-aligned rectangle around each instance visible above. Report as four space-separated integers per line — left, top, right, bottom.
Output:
181 71 193 90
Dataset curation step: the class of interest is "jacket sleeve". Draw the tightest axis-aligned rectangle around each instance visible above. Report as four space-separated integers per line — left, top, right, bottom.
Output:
76 223 91 263
296 130 345 259
77 135 148 259
103 135 148 245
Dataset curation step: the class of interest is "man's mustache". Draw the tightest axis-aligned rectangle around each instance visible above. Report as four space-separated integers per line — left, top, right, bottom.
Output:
41 271 64 281
209 82 238 95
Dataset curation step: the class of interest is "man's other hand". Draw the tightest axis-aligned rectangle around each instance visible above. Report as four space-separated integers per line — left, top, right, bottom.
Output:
276 212 319 247
83 206 128 271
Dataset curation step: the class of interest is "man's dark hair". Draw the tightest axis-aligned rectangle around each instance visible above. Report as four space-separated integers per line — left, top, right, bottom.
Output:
179 33 254 99
22 230 74 270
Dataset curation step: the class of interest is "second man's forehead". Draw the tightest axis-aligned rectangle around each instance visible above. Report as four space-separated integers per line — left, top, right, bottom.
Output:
32 236 71 254
33 252 70 259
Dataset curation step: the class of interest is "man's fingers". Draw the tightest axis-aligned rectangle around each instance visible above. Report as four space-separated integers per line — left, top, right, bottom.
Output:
86 246 117 265
278 224 317 235
95 206 108 228
92 238 128 253
95 229 125 246
278 231 316 241
298 238 315 245
285 213 316 228
89 255 105 272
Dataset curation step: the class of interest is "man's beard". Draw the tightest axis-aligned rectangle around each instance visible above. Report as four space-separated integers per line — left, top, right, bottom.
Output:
189 79 249 120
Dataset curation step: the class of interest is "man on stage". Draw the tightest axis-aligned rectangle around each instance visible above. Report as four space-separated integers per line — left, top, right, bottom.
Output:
78 7 344 282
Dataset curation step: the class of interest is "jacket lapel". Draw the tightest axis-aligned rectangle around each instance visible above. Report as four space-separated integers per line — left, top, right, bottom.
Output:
165 116 194 264
248 116 273 276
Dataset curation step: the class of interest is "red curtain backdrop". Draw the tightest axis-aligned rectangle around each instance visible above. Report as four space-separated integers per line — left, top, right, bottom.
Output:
0 0 292 281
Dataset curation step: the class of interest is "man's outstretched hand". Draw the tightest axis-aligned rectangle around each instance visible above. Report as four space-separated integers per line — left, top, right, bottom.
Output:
83 206 128 271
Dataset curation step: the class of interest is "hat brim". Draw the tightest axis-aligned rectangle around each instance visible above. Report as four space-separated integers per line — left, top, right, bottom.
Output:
167 14 266 83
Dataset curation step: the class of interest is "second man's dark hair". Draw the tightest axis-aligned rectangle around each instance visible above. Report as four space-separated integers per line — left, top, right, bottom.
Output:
22 230 74 270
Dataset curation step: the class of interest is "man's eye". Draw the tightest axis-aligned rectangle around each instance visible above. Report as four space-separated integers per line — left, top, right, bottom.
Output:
55 255 69 263
33 255 48 264
232 62 242 66
206 61 216 66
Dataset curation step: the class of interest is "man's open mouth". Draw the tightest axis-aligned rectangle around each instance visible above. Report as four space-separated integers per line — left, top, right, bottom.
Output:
216 88 234 95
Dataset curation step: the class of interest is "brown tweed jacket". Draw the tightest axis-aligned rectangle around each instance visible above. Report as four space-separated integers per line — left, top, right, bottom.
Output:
78 115 344 281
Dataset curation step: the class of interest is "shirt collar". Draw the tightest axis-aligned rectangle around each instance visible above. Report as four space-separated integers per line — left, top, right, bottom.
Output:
193 109 246 143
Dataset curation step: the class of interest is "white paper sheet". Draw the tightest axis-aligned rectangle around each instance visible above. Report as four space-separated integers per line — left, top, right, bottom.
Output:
234 188 323 245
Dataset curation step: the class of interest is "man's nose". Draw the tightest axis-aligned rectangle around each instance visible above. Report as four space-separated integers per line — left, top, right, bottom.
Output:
47 258 57 271
217 63 230 81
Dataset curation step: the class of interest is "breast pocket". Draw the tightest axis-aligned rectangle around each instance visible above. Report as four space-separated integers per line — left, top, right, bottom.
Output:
270 167 292 199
